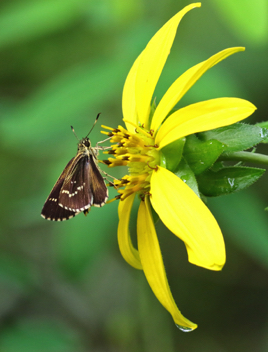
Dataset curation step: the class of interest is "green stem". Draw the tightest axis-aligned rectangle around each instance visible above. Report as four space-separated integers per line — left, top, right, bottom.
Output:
219 151 268 165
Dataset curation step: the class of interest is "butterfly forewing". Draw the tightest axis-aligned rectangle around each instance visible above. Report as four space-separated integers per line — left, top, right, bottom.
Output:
59 155 94 212
41 158 79 221
41 135 108 221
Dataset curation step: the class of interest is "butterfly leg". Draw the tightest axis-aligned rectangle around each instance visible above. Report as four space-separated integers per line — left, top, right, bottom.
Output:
96 137 111 145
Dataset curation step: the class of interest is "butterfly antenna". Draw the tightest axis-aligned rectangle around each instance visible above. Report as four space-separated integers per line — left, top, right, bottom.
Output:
71 126 79 141
86 113 101 138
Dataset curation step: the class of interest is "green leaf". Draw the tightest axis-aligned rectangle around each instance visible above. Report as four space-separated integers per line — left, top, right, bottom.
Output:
257 121 268 129
160 138 185 172
174 158 200 197
197 166 265 197
199 123 268 152
183 135 225 175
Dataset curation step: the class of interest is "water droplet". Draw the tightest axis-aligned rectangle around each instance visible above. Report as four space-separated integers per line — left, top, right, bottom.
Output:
227 178 235 188
175 324 194 332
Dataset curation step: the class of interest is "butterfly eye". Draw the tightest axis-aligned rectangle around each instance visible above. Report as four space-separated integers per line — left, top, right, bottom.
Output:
84 139 90 147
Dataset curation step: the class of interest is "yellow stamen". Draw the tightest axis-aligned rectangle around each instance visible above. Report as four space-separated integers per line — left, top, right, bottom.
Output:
123 119 154 139
101 124 159 201
101 125 115 131
106 195 121 204
101 131 111 136
127 173 149 184
112 160 129 167
127 154 153 163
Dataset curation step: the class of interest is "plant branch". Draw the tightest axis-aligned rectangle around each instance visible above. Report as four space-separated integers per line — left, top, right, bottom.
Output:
219 151 268 165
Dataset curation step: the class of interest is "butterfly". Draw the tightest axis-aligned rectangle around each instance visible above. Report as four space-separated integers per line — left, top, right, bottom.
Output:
41 115 108 221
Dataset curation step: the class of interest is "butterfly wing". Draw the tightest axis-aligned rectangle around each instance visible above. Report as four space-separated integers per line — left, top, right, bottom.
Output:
59 154 108 212
90 155 108 207
41 147 108 221
58 155 94 212
41 158 79 221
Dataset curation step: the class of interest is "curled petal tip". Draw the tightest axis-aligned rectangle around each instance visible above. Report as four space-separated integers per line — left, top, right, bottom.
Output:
188 257 225 271
192 2 201 8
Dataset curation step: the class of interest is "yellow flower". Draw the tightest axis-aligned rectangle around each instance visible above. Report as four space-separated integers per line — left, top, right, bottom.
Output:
102 3 256 330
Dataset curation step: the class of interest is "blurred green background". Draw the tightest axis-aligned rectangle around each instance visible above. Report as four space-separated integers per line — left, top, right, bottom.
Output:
1 0 268 351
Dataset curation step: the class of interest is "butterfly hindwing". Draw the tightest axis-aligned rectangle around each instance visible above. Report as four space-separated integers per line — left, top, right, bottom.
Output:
89 155 108 207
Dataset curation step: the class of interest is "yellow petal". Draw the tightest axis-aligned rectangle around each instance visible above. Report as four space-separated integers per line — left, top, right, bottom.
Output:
150 166 226 270
156 98 256 149
151 47 245 133
118 194 143 270
135 3 201 129
137 196 197 330
122 53 142 133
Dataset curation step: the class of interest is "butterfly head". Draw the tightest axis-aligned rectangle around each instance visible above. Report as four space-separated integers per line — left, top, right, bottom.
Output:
78 137 91 152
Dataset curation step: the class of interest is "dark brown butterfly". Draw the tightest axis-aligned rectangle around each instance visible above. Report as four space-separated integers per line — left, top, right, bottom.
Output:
41 115 108 221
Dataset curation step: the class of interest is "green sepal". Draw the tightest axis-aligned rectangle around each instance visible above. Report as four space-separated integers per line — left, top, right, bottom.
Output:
160 137 185 172
199 123 268 152
183 135 225 175
197 166 265 197
174 158 200 197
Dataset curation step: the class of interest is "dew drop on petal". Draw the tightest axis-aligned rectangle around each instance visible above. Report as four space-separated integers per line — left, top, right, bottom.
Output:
175 324 194 332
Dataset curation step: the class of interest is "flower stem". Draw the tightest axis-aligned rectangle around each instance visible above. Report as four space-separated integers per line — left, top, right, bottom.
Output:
219 151 268 165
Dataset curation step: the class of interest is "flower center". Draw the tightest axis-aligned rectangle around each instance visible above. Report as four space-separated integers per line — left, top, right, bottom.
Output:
101 125 160 200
